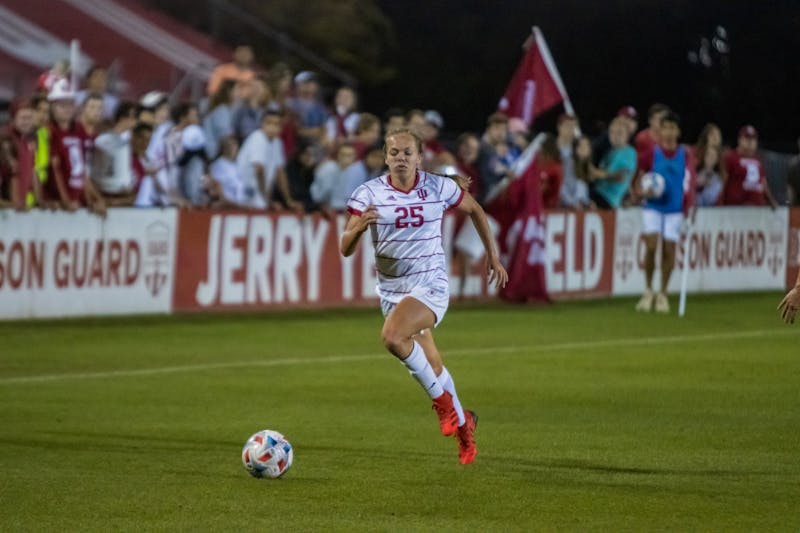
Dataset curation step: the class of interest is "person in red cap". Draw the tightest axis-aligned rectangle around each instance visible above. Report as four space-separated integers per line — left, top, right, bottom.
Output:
720 125 778 207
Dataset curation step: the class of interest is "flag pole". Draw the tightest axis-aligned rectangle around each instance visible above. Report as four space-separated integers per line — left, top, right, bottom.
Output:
532 26 575 116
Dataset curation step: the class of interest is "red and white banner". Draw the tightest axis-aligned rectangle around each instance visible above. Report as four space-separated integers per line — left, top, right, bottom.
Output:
498 26 574 127
172 211 496 312
0 207 795 319
612 207 789 295
544 210 615 299
0 209 177 318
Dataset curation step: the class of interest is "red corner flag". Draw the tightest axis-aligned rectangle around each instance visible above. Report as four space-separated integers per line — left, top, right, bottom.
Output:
487 148 550 303
498 26 574 127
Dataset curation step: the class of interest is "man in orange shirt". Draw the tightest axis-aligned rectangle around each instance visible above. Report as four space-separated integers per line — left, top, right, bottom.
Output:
207 45 256 95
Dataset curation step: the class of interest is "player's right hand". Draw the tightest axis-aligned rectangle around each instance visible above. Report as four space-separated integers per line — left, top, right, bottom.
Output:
355 205 379 232
778 286 800 324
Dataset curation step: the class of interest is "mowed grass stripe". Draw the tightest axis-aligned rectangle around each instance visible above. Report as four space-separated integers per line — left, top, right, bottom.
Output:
0 327 790 385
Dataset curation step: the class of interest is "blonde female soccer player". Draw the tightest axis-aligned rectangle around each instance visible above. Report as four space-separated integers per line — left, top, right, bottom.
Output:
340 127 507 464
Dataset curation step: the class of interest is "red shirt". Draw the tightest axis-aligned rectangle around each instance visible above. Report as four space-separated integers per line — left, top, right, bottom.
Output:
456 159 481 198
8 127 37 206
634 129 658 157
721 149 767 206
48 120 95 203
536 157 562 209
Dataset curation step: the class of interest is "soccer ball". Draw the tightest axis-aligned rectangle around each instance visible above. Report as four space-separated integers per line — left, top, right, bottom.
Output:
640 172 666 199
241 430 293 479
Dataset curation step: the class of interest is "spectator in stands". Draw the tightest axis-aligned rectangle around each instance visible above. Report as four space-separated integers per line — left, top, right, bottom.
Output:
207 44 256 96
144 94 173 177
0 136 14 208
406 109 426 136
284 139 322 211
593 106 637 164
237 110 300 211
91 101 139 205
536 134 563 209
507 117 530 156
384 108 406 133
591 117 637 209
48 80 105 214
788 137 800 206
557 113 590 208
130 122 165 208
420 110 454 170
363 147 387 179
635 103 669 157
287 71 328 143
207 136 249 208
351 113 382 160
178 122 209 206
150 103 199 207
326 86 360 145
0 100 41 210
455 133 482 198
31 95 52 203
720 125 778 207
694 144 723 207
203 79 236 159
79 93 105 138
75 66 119 121
232 77 271 142
477 112 511 205
310 142 359 215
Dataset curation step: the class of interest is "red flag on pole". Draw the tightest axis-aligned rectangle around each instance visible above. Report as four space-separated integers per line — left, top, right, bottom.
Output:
498 26 574 127
487 153 550 303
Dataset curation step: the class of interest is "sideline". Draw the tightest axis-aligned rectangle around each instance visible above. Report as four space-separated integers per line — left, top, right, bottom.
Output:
0 328 792 386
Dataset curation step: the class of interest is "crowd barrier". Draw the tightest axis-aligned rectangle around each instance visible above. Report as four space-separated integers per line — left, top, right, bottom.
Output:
1 207 797 319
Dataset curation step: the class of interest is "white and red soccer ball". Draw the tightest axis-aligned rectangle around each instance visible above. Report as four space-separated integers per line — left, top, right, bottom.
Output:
241 430 293 479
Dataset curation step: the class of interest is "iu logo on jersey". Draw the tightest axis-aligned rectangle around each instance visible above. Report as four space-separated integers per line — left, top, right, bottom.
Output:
417 189 428 201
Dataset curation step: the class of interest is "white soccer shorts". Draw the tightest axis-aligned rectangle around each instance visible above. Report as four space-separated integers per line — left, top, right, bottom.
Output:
642 208 683 242
380 283 450 328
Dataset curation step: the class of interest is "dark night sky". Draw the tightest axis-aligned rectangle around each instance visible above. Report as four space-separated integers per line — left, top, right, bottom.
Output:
366 0 800 149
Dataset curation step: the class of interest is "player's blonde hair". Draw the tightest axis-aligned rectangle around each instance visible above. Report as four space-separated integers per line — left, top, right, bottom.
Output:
383 127 471 191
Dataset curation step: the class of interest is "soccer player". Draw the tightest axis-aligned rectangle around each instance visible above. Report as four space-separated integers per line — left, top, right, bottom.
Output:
635 111 694 313
341 127 508 464
778 271 800 324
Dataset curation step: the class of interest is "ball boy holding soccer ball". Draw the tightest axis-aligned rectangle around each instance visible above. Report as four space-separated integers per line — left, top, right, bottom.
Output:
634 111 695 313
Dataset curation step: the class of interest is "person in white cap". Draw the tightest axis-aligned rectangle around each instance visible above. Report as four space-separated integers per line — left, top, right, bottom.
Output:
46 79 106 214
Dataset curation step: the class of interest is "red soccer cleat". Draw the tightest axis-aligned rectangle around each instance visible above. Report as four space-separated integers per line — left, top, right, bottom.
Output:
456 410 478 465
431 391 459 436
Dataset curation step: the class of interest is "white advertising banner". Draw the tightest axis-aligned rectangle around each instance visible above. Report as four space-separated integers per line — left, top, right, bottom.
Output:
0 209 177 319
612 207 788 295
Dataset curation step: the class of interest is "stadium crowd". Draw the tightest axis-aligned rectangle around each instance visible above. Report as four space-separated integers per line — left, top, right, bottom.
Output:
1 45 797 216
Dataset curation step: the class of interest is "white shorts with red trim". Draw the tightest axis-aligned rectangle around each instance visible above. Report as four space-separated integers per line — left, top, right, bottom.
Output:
380 282 450 328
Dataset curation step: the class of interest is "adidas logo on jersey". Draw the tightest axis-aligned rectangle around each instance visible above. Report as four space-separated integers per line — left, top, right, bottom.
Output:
387 195 397 201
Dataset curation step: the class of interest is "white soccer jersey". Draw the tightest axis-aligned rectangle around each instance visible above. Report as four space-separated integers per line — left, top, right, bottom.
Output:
347 171 464 303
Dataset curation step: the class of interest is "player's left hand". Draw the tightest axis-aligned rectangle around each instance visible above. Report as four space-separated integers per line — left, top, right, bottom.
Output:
778 286 800 324
486 255 508 289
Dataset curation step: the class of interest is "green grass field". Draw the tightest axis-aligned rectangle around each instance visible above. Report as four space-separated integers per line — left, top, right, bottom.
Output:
1 292 799 531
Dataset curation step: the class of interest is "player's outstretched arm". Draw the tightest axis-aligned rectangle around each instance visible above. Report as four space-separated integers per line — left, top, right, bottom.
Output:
778 270 800 324
340 206 379 257
456 192 508 289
